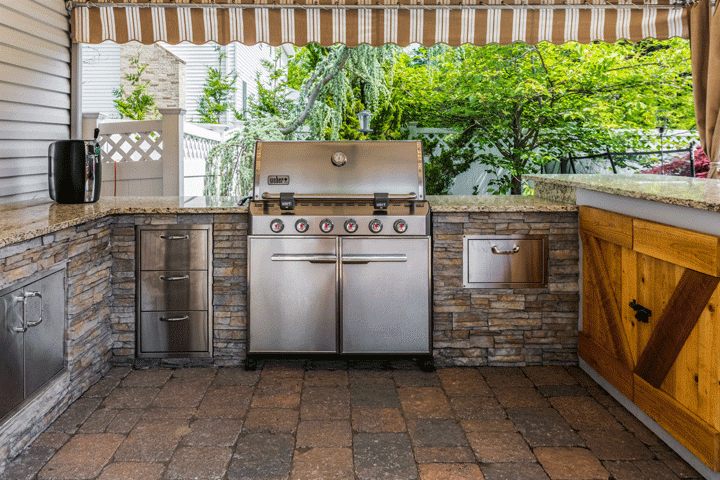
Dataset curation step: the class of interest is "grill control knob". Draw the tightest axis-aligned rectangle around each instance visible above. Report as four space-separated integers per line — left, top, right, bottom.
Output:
393 219 408 234
344 219 358 234
270 218 284 233
319 219 334 233
295 219 309 233
369 219 383 234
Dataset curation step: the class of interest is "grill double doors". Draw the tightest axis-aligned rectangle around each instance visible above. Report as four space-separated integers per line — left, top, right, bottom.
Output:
248 236 430 354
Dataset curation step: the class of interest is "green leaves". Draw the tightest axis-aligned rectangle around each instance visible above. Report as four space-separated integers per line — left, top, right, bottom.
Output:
197 47 239 124
113 50 159 121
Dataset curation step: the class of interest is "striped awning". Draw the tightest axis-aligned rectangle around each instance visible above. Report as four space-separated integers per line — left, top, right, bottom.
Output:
70 0 690 46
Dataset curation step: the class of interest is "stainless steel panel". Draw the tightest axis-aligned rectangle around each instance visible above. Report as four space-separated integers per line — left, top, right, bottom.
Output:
249 211 430 236
463 235 547 288
0 288 24 420
139 311 209 354
23 270 65 396
341 237 431 354
140 228 208 271
249 236 337 353
140 271 208 311
254 141 425 200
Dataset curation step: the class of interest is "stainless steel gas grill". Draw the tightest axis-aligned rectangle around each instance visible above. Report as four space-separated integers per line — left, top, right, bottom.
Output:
247 141 431 369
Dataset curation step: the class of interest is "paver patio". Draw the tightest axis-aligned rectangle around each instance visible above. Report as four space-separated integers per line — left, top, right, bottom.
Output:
1 361 702 480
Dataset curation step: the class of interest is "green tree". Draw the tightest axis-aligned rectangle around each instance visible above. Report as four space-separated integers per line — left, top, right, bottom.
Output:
197 47 239 124
113 50 158 120
396 40 693 194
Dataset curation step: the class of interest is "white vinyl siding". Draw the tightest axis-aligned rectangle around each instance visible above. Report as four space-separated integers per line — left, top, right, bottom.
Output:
0 0 70 203
81 42 271 123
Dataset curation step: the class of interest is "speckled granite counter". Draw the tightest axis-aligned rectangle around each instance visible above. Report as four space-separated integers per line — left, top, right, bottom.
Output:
427 194 577 212
0 195 574 249
0 196 246 249
525 174 720 212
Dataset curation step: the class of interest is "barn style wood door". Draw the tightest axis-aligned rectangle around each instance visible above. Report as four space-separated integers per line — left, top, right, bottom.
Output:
579 206 720 471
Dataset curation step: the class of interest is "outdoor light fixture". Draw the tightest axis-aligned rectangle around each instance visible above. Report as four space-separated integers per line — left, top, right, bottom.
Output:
357 110 374 134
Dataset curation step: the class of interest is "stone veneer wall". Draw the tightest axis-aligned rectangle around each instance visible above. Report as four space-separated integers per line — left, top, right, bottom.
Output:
432 211 580 367
120 44 186 110
110 213 248 366
0 219 112 470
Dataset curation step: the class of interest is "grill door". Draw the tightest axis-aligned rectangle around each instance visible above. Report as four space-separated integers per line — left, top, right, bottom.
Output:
341 237 430 354
249 237 338 353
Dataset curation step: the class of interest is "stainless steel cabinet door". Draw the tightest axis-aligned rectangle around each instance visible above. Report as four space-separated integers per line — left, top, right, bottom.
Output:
341 237 430 354
249 237 338 353
140 229 208 271
139 271 208 311
0 288 24 420
24 270 65 395
139 312 209 354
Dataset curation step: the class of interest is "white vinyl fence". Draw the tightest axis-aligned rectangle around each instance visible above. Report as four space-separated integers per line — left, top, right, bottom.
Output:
83 111 221 197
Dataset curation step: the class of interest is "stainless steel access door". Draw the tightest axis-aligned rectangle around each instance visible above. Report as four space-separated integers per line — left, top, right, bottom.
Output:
248 236 338 353
0 287 24 420
23 270 65 396
341 237 431 354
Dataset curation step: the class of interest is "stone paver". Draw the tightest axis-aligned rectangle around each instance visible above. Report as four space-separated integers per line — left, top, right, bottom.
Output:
164 446 232 480
6 365 703 480
290 447 354 480
96 462 165 480
418 463 485 480
354 433 418 480
38 434 124 480
534 447 609 480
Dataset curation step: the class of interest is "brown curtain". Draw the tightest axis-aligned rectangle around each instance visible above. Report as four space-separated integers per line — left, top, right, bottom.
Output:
689 0 720 178
71 1 688 47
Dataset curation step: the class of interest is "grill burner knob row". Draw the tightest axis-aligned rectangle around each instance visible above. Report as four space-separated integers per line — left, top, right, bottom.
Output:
295 219 309 233
270 218 284 233
369 219 383 234
344 219 358 233
394 219 408 234
320 219 334 233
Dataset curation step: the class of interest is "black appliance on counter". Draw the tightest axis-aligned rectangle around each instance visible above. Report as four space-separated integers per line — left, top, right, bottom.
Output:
48 128 102 203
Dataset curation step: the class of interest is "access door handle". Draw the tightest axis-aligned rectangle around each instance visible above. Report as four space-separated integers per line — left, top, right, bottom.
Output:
159 315 190 322
24 291 43 328
159 275 190 281
160 234 189 241
491 245 520 255
271 254 338 264
341 254 407 264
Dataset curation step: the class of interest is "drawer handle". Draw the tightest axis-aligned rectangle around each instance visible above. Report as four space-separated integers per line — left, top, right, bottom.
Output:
160 234 189 240
491 245 520 255
159 275 190 281
159 315 190 322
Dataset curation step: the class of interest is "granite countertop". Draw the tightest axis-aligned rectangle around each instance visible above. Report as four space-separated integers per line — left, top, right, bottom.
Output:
427 195 576 212
525 174 720 212
0 194 575 250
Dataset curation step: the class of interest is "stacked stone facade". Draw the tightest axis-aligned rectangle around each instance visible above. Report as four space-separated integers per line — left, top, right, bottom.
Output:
120 44 186 110
0 219 112 471
109 213 248 367
432 211 580 367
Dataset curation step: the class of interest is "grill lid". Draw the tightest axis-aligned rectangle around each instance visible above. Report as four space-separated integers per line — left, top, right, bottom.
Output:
252 141 425 201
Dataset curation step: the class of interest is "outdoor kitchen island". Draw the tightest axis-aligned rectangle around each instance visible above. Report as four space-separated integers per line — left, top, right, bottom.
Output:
527 173 720 478
0 194 579 472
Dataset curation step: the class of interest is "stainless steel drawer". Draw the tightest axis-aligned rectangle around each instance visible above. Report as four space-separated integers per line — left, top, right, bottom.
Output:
139 228 209 271
463 235 547 288
139 271 208 312
139 311 209 355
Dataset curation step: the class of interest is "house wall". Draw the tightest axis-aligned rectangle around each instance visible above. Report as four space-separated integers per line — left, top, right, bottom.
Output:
0 0 71 204
119 44 186 112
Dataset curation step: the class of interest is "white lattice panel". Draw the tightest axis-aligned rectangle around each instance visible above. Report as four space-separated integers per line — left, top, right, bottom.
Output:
100 132 163 163
184 134 219 162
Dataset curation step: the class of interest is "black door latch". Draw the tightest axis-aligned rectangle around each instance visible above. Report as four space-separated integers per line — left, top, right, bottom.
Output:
629 300 651 323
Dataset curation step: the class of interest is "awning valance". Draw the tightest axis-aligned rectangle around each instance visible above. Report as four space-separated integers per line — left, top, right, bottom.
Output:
70 0 689 46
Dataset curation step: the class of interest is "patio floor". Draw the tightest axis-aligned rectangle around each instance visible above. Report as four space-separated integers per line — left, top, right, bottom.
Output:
1 361 702 480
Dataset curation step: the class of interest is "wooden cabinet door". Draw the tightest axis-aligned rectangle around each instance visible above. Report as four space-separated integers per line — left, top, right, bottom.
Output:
579 206 635 400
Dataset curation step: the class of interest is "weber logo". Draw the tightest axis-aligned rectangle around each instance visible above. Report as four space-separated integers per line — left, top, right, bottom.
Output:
267 175 290 185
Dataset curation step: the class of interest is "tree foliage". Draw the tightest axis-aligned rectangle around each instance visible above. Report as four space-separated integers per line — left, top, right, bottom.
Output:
395 40 693 194
197 47 240 124
113 50 159 120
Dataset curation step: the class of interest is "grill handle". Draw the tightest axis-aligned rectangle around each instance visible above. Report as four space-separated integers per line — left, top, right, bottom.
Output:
261 193 418 201
342 254 407 264
271 254 338 264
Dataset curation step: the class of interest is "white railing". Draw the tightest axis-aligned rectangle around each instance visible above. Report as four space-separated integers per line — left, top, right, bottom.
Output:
183 123 222 197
